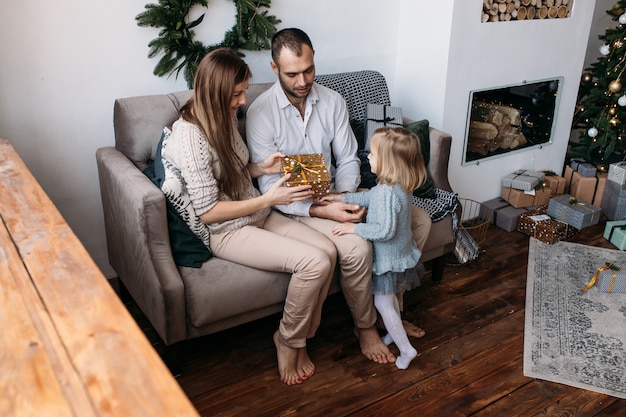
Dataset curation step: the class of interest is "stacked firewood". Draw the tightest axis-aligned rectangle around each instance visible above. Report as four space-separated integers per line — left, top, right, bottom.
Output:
467 101 528 156
482 0 573 22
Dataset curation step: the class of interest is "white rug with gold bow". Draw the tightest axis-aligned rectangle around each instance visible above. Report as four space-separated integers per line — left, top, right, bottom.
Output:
524 238 626 399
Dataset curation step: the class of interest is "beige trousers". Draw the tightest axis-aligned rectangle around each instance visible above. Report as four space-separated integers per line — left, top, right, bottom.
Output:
209 211 336 349
293 216 377 330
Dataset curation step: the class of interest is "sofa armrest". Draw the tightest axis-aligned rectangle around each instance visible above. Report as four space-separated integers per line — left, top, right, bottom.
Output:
96 146 187 345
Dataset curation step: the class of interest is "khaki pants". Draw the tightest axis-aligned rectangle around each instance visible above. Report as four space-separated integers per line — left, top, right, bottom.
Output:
293 216 377 330
209 211 336 348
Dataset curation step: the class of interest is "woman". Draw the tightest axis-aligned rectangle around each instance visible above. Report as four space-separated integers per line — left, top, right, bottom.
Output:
161 48 336 385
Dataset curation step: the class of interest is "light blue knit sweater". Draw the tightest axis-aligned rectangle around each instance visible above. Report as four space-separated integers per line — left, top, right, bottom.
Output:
344 183 421 275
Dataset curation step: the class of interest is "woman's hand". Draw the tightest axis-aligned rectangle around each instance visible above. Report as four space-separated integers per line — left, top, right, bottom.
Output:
247 152 286 178
264 174 314 206
259 152 286 174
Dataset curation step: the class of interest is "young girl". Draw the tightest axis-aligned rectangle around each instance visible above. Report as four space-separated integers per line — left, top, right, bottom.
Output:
321 126 427 369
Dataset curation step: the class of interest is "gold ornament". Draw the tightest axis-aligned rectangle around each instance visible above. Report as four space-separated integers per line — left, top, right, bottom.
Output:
609 79 623 93
581 72 593 83
611 3 625 16
610 106 618 115
610 117 621 127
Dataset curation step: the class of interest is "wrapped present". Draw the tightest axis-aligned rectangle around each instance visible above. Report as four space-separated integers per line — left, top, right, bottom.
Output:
603 220 626 250
501 186 550 208
570 158 597 177
480 197 509 225
281 154 330 197
607 161 626 185
494 205 526 232
365 104 403 149
542 170 566 195
601 180 626 220
517 206 577 244
563 166 606 205
582 263 626 293
502 169 544 191
546 194 601 230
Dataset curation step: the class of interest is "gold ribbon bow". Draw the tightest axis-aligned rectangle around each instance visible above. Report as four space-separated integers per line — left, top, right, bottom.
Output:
582 262 621 292
560 196 597 224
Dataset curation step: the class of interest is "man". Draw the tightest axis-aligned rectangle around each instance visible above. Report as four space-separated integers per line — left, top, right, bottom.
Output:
247 28 430 364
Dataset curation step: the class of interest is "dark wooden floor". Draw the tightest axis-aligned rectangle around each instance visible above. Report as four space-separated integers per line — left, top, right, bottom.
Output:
122 220 626 416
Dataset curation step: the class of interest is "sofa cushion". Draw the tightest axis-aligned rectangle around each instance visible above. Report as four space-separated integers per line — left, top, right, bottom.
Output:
143 129 212 267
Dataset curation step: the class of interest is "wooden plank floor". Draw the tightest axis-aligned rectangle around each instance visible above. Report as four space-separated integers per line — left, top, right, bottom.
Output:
121 220 626 416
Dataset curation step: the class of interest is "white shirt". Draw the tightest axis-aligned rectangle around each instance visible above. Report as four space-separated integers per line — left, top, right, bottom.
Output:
246 81 360 216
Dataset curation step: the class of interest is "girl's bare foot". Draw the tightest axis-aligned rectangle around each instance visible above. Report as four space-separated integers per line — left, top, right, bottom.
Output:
297 348 315 379
273 331 302 385
354 326 396 364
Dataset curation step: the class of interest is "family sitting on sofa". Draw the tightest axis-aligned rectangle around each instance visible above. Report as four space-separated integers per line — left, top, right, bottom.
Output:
158 28 433 384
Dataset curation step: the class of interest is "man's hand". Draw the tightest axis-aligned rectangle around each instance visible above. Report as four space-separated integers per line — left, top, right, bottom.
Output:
309 201 365 223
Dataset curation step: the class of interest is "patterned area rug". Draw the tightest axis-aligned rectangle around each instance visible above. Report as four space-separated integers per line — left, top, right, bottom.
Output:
524 238 626 399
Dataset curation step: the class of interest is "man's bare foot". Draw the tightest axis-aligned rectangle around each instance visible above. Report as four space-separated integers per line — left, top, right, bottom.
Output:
297 348 315 380
273 331 303 385
402 320 426 338
354 326 396 363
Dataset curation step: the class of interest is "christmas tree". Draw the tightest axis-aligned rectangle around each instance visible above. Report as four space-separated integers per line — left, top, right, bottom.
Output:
570 1 626 169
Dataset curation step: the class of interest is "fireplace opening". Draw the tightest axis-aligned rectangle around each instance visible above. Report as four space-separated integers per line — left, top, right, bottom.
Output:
462 77 563 165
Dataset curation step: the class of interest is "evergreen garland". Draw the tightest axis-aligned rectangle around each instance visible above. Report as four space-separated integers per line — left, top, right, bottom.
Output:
570 1 626 168
136 0 280 89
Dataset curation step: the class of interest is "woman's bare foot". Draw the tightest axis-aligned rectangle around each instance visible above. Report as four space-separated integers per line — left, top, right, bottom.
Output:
273 331 303 385
297 348 315 380
354 326 396 363
402 320 426 338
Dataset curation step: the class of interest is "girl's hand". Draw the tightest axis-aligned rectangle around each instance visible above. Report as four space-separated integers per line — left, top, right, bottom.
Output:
331 222 357 236
317 192 344 204
258 152 286 175
265 174 314 206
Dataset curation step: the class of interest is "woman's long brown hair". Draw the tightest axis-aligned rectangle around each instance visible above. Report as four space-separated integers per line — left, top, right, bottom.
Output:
180 48 251 200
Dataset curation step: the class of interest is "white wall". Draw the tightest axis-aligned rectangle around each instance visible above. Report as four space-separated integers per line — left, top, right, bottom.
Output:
0 0 607 277
394 0 598 205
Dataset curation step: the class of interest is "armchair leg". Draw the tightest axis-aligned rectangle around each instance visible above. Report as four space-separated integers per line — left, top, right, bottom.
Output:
162 341 186 377
430 256 445 284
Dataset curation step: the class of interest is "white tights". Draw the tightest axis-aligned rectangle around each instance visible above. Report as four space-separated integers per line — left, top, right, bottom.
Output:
374 293 417 370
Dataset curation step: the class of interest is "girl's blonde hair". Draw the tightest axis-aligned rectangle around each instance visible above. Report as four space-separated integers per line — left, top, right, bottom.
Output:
180 48 251 200
370 127 427 192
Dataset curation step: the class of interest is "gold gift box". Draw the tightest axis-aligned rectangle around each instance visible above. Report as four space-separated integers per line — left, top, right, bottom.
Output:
281 154 330 197
517 205 578 244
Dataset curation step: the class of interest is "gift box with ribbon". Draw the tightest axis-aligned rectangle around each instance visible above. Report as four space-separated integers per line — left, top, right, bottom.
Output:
601 179 626 220
582 263 626 293
517 205 576 244
563 165 606 206
480 197 509 225
570 157 597 177
607 161 626 185
546 194 601 230
281 154 330 197
502 169 545 191
365 104 403 149
603 220 626 250
501 185 551 209
541 170 566 196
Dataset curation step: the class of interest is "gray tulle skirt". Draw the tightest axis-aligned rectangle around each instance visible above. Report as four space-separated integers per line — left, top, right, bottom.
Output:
370 262 424 295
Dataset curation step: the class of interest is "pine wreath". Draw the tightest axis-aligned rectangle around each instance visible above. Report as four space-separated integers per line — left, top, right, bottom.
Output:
136 0 280 89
